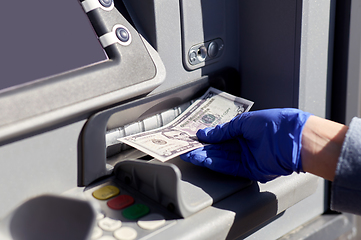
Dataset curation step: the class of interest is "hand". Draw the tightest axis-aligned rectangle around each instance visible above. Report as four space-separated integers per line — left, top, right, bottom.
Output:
180 108 311 183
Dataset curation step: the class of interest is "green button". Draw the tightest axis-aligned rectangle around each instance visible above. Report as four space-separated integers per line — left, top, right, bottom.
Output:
122 204 150 220
92 185 120 200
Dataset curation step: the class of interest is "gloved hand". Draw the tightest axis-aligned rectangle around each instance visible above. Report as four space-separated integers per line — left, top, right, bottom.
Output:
180 108 312 183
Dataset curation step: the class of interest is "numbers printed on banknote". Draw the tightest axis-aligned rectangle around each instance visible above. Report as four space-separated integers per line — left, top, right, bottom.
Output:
118 87 254 162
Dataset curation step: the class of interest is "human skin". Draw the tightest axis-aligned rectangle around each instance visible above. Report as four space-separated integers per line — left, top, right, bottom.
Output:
301 115 349 181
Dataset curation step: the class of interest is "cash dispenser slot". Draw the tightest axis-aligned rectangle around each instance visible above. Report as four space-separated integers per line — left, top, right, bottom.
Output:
81 79 208 186
81 75 240 185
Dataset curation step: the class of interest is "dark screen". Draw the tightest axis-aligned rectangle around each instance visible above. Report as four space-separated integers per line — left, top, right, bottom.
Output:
0 0 108 93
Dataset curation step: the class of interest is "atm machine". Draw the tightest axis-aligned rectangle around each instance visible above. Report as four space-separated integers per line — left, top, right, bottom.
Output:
0 0 358 239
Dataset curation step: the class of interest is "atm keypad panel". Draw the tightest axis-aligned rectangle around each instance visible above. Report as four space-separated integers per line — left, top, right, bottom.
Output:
85 181 176 240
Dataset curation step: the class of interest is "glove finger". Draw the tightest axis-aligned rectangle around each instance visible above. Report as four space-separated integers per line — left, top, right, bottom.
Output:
180 147 207 165
201 156 241 176
180 143 241 166
205 155 278 182
181 151 244 177
180 144 278 182
197 113 251 143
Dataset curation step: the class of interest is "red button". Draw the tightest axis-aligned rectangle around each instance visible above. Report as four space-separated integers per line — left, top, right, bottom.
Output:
107 195 135 210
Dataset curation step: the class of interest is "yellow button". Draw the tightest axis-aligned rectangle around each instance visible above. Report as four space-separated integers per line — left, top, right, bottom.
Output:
93 185 120 200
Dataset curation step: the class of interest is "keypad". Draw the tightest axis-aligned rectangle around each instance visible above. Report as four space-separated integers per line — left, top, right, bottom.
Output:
89 184 167 240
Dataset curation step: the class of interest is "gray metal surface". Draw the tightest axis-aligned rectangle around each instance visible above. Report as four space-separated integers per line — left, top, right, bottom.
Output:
278 213 356 240
0 120 85 219
212 174 324 239
298 0 333 118
0 0 340 239
241 178 326 239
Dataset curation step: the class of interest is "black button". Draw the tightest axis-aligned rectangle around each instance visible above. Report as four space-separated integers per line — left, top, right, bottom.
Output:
208 41 219 58
116 27 130 42
99 0 112 8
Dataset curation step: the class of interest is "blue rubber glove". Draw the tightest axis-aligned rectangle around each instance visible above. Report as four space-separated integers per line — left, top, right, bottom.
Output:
180 108 312 183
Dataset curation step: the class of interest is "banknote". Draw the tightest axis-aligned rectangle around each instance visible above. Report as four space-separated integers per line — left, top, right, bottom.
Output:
118 87 254 162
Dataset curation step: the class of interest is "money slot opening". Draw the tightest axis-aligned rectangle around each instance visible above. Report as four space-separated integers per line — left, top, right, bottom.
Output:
106 148 155 168
105 100 195 164
104 101 196 171
137 155 154 160
81 79 214 186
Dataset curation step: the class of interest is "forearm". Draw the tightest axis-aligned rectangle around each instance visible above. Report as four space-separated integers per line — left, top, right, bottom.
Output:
301 115 348 181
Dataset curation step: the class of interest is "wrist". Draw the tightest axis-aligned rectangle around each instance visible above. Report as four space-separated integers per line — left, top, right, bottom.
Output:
301 116 348 181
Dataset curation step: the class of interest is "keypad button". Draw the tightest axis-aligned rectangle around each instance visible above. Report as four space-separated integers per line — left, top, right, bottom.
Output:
93 186 120 200
137 213 166 230
122 204 149 220
107 195 134 210
91 226 103 240
98 217 122 232
114 227 137 240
